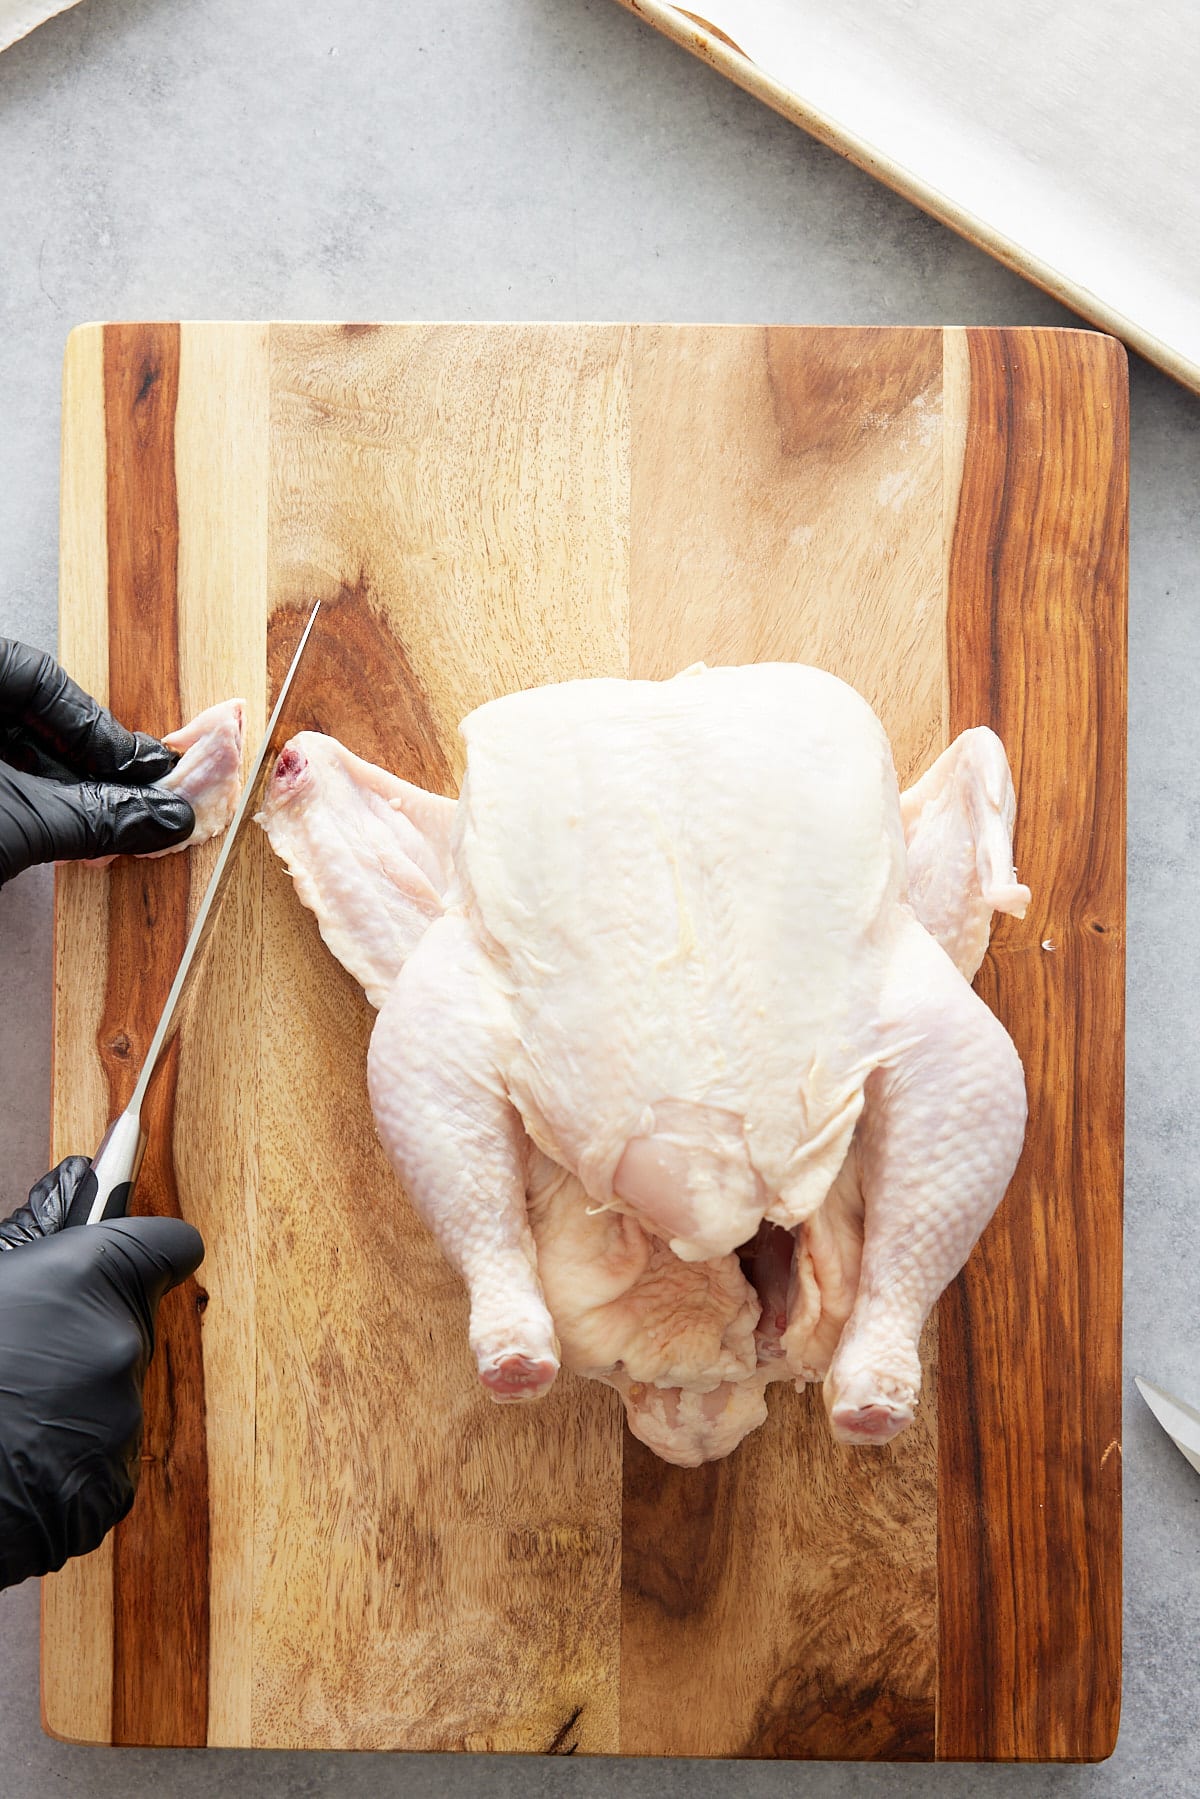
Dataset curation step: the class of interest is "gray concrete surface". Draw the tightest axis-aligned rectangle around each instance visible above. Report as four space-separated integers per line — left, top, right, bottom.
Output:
1 0 1197 1792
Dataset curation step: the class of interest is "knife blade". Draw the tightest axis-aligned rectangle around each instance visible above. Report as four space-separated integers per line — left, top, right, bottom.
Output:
63 600 321 1227
1135 1375 1200 1476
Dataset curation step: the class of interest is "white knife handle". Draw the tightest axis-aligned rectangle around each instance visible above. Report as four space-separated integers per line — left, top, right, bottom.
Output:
63 1109 148 1227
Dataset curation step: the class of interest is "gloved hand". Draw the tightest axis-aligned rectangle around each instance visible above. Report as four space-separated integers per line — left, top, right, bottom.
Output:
0 637 195 884
0 1156 204 1589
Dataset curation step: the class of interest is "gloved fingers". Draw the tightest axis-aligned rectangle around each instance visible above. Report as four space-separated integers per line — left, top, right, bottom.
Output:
0 725 158 791
0 1404 140 1587
0 1228 162 1389
94 1217 206 1321
53 1450 140 1569
0 764 194 880
0 1214 187 1588
67 778 196 859
0 1217 202 1402
0 638 177 784
0 1439 139 1583
0 1155 93 1250
0 721 78 782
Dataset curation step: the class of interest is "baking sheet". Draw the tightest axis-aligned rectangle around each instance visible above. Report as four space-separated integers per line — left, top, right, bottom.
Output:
621 0 1200 393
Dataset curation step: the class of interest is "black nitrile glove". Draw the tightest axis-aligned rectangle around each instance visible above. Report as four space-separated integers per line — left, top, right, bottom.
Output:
0 1154 92 1248
0 637 195 884
0 1158 204 1589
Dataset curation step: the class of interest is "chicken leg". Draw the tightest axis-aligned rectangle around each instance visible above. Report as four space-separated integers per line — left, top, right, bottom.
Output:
823 913 1026 1443
784 727 1028 1400
367 912 561 1401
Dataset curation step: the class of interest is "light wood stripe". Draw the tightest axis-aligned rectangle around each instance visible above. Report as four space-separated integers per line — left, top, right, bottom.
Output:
251 324 628 1751
173 322 271 1745
622 324 943 1759
42 322 115 1747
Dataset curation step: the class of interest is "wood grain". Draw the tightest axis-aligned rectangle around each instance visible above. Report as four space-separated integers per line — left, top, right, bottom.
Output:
622 325 947 1759
939 328 1127 1761
253 325 629 1752
42 322 115 1748
100 323 211 1747
44 324 273 1747
629 323 947 784
267 323 631 766
43 321 1126 1760
172 323 271 1744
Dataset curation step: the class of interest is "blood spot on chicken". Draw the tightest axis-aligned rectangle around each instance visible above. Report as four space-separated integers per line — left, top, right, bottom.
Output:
275 745 305 782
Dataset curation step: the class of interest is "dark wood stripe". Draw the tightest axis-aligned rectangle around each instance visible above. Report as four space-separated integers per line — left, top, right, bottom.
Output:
101 323 210 1747
265 575 454 796
939 328 1126 1760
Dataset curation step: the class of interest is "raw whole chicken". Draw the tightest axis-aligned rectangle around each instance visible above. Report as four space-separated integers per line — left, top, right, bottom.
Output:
258 663 1029 1466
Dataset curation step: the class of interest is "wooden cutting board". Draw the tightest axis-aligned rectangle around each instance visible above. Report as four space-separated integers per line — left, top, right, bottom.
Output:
42 322 1126 1761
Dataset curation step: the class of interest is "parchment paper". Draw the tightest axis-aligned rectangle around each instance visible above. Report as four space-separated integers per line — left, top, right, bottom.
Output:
644 0 1200 388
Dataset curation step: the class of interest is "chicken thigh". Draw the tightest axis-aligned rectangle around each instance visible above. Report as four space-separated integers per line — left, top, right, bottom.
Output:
258 664 1029 1465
